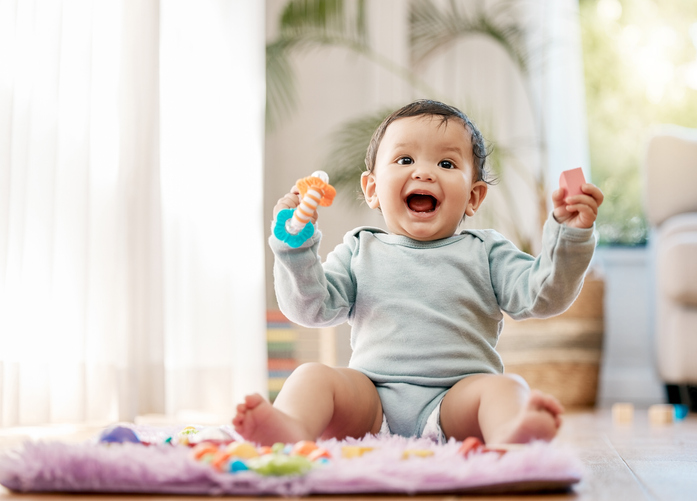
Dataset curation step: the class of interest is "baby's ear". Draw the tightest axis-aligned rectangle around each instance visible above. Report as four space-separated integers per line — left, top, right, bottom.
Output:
465 181 488 217
361 172 380 209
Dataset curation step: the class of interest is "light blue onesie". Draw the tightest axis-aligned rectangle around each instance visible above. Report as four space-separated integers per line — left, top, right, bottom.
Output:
269 214 596 438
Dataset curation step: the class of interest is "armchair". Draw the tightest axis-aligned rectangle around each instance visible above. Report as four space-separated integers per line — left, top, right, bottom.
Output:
644 125 697 410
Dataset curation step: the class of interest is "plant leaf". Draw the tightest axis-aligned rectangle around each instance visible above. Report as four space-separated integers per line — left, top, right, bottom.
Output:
266 0 369 131
266 40 298 132
278 0 367 44
410 0 530 75
321 108 393 193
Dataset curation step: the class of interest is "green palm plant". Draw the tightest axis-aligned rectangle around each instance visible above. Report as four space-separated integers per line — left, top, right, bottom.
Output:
266 0 368 130
266 0 547 253
410 0 531 70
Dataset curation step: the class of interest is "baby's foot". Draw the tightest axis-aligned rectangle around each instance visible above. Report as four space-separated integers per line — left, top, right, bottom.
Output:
489 390 564 445
232 393 309 446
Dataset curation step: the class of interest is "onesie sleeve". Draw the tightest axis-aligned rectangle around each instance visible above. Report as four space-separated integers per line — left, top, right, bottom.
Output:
487 213 597 320
269 227 357 328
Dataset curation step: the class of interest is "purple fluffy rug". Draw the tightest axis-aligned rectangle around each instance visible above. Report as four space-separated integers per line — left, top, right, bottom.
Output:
0 425 583 496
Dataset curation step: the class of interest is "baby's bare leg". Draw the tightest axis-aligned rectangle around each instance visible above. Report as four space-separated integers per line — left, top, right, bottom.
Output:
233 363 382 446
439 374 564 445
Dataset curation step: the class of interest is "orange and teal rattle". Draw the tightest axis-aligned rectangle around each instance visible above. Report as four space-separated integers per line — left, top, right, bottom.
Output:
274 171 336 248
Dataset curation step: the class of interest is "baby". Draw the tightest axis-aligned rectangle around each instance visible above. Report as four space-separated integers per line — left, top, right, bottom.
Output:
234 99 603 446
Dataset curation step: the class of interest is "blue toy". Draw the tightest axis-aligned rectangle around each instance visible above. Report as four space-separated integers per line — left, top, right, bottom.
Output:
98 425 140 444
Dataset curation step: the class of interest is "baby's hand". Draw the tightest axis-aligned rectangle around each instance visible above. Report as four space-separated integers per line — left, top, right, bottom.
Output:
552 183 604 229
273 185 319 224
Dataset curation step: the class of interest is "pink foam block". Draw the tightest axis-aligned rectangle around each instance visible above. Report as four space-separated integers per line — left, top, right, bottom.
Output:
559 167 586 197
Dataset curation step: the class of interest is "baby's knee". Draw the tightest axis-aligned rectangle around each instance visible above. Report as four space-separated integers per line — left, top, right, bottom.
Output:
288 362 335 381
495 373 530 393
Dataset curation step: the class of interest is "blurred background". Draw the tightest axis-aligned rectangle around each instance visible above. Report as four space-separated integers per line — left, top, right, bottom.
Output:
1 0 696 428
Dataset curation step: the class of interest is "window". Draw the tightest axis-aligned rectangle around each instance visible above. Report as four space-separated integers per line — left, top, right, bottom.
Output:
580 0 697 245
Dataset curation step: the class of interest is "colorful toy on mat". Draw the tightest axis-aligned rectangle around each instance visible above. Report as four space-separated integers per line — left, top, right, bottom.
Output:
559 167 586 198
274 170 336 248
182 428 522 478
191 438 330 476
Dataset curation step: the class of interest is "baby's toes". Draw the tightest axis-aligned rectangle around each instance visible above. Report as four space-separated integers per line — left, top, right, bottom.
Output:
544 394 565 416
531 390 564 414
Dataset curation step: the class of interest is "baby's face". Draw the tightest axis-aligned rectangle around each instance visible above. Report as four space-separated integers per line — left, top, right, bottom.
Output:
361 116 487 241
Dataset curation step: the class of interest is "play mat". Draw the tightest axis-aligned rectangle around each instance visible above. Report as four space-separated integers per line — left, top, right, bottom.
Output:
0 424 583 496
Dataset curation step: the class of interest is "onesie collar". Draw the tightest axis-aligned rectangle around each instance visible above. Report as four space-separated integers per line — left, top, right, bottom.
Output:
352 226 467 249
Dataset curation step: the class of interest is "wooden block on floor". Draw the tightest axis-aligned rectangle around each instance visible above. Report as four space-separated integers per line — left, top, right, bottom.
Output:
612 403 634 424
649 404 675 426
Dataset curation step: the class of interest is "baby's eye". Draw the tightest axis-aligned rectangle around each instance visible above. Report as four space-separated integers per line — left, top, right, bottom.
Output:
439 160 455 169
397 157 413 165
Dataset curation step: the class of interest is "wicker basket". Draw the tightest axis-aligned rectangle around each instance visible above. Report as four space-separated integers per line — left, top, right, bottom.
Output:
497 270 605 408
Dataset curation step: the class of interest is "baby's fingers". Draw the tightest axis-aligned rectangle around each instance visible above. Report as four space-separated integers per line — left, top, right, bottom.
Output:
566 202 598 228
273 192 301 219
552 188 566 208
279 192 301 208
580 183 604 206
565 192 599 214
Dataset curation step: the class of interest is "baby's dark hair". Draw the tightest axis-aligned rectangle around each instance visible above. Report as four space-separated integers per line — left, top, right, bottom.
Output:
364 99 491 183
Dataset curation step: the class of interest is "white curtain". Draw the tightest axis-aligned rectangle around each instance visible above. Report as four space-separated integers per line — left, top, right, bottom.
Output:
0 0 267 427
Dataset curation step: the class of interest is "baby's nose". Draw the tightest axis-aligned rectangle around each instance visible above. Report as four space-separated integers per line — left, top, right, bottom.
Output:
412 167 435 181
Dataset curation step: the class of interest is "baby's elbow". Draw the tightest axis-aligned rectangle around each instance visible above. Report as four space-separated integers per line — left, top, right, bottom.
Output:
305 303 348 327
508 291 574 320
534 284 583 319
279 300 345 328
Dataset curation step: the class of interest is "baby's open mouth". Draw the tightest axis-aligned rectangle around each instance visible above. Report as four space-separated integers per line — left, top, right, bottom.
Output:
407 194 437 213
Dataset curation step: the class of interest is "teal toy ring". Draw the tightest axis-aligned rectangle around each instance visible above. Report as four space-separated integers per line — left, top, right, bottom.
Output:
274 208 315 248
